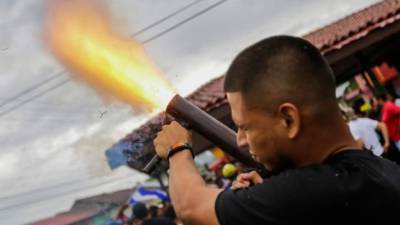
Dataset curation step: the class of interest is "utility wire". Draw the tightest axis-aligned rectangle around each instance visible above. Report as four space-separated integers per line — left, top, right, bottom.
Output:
0 0 223 117
0 1 228 195
0 71 65 108
0 176 96 201
0 174 139 211
0 0 228 199
0 1 224 206
0 78 71 117
131 0 205 37
143 0 227 44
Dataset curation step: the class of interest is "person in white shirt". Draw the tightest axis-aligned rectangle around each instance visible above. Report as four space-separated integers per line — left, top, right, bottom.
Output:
346 104 390 156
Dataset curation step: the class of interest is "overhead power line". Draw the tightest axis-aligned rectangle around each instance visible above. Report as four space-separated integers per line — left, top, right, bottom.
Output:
0 71 65 108
0 78 71 117
0 2 230 206
0 174 139 211
0 0 227 118
0 0 202 112
143 0 227 44
132 0 205 37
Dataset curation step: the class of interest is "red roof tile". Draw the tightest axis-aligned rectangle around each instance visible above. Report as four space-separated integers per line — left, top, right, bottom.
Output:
304 0 400 54
72 189 133 210
120 77 226 144
186 77 227 112
27 209 101 225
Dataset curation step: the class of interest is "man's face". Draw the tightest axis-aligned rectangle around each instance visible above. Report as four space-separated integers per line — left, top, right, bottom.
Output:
227 92 286 171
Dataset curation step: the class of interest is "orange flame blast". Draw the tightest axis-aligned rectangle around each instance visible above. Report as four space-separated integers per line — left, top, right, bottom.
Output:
45 0 176 110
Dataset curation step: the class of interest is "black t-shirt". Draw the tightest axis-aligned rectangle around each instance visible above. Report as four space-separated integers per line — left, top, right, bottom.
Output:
215 150 400 225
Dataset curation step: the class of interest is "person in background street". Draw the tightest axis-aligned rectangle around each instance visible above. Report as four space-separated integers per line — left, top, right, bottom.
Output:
106 204 130 225
163 204 183 225
215 163 238 189
377 93 400 164
377 93 400 150
128 202 149 225
346 100 390 156
128 202 177 225
148 205 159 218
141 216 176 225
221 163 237 179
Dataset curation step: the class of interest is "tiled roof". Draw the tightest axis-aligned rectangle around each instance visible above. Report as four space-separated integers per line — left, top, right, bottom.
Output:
120 77 226 144
27 209 101 225
72 189 133 210
186 77 227 111
304 0 400 54
29 189 134 225
117 0 400 164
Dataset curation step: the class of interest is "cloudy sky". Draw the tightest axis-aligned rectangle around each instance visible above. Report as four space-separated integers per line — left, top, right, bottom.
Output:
0 0 379 224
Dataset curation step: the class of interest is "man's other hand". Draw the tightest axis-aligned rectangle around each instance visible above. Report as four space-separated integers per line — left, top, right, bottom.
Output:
231 171 263 190
154 121 192 159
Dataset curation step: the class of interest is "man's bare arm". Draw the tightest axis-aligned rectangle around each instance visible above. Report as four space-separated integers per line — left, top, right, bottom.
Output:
377 122 390 151
169 151 222 225
153 121 222 225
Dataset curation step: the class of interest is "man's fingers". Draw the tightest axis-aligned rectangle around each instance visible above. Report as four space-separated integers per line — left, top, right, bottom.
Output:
231 180 250 190
153 121 192 159
248 171 263 184
236 174 247 183
239 171 263 182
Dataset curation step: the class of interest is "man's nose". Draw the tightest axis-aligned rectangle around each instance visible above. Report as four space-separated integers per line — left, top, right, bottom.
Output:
236 129 248 148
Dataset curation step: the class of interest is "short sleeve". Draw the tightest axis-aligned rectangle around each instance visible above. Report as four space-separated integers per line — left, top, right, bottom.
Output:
365 118 378 129
215 166 346 225
215 187 280 225
348 123 360 139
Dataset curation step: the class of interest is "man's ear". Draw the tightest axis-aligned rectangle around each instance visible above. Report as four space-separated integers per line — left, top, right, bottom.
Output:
278 103 301 139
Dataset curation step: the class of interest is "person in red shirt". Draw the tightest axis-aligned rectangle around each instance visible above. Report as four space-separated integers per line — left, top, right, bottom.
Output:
377 93 400 150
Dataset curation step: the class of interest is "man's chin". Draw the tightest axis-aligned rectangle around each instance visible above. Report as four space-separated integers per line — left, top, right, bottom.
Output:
264 160 295 175
249 153 285 174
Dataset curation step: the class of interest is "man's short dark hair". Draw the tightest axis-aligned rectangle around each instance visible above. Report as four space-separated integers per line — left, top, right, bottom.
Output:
224 35 336 113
